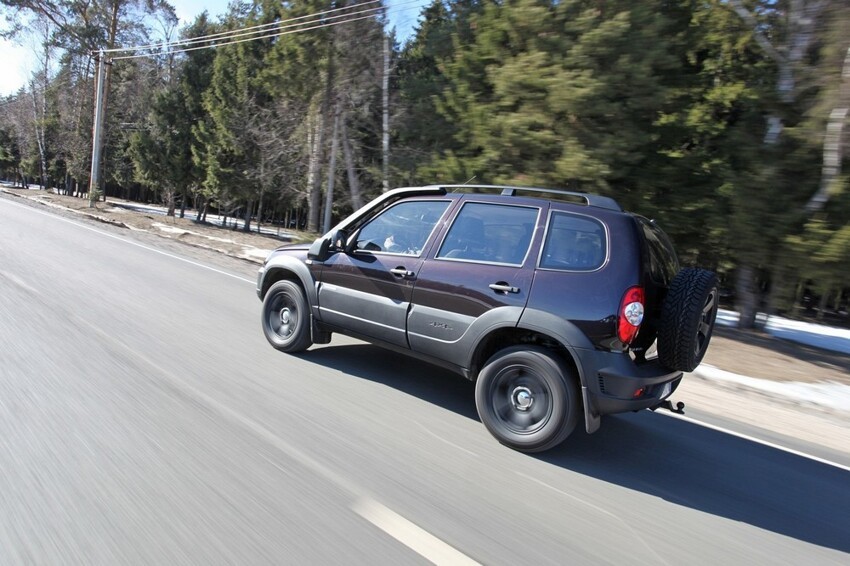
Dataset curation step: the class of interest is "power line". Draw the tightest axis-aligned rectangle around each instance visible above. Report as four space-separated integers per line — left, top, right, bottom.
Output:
111 12 379 61
105 0 425 61
103 1 384 54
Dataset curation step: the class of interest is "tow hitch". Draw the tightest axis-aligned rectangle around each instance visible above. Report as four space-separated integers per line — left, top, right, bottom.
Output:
650 399 685 414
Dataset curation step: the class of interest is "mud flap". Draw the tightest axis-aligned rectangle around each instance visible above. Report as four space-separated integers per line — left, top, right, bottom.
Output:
581 386 601 434
311 318 332 344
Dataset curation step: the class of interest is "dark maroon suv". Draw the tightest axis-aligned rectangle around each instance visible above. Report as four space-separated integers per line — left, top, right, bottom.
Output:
257 185 718 452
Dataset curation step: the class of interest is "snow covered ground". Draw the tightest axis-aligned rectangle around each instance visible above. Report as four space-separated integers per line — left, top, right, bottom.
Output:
716 309 850 355
704 309 850 413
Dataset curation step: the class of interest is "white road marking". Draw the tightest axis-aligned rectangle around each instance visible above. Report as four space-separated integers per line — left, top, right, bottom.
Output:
1 196 255 284
658 411 850 473
352 498 480 566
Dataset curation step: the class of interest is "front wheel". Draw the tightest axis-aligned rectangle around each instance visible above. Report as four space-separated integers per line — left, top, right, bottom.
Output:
475 346 579 453
261 280 313 352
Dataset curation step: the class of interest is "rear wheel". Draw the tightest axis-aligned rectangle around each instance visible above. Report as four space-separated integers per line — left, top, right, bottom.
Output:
475 346 579 453
261 280 313 352
658 268 718 372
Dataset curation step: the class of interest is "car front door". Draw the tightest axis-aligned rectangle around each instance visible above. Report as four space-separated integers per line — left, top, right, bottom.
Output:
316 199 452 348
408 200 544 361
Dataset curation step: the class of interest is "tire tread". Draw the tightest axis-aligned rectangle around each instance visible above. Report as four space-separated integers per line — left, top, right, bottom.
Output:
658 268 718 372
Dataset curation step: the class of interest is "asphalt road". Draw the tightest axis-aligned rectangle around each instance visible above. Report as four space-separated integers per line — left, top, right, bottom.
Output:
1 194 848 564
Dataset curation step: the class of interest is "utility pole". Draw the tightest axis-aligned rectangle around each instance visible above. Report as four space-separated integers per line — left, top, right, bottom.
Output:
89 50 107 208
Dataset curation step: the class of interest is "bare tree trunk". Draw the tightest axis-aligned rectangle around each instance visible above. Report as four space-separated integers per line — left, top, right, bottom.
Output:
30 85 49 190
180 189 187 218
305 112 319 224
341 116 364 210
382 32 390 192
736 264 758 329
307 108 326 233
308 40 336 233
256 191 264 233
166 189 176 217
816 287 829 321
323 106 341 234
196 195 204 221
29 22 51 191
806 45 850 213
243 199 253 232
764 262 788 323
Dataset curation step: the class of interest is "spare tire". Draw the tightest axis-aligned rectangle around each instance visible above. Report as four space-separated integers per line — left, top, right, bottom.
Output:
658 268 719 372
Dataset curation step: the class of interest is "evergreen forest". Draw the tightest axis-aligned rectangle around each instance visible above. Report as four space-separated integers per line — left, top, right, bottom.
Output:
1 0 849 328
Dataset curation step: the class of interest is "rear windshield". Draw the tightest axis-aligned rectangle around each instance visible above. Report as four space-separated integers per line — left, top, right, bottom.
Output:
637 217 680 285
540 212 606 271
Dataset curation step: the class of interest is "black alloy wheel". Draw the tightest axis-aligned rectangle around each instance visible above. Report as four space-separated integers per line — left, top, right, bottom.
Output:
475 346 579 453
261 280 313 352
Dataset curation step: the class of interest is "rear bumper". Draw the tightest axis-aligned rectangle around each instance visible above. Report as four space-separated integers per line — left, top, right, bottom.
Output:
574 348 683 416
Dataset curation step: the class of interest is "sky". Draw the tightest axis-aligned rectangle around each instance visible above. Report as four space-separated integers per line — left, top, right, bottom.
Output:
0 0 429 96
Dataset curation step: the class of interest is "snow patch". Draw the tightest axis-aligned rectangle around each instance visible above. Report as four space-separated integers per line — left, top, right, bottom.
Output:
764 317 850 355
244 247 272 260
694 364 850 413
717 309 850 355
151 222 189 236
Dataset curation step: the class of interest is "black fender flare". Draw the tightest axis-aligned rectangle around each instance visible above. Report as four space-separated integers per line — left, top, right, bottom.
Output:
517 308 602 433
260 255 319 311
517 308 594 382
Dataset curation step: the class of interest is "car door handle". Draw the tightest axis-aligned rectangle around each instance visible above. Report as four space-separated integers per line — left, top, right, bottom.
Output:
489 282 520 294
390 267 415 278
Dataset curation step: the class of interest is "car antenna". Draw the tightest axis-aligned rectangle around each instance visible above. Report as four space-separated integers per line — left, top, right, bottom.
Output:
462 175 477 185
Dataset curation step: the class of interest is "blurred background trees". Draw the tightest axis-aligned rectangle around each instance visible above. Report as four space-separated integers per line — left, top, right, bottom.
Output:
1 0 848 326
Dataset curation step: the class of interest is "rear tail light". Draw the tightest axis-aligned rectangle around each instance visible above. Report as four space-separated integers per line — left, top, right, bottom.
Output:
618 286 645 345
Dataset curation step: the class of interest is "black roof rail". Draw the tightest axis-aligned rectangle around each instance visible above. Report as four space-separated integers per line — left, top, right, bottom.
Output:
428 184 622 212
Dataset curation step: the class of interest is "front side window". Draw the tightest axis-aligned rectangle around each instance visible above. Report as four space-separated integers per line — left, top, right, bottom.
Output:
437 202 539 265
540 212 606 271
354 200 450 256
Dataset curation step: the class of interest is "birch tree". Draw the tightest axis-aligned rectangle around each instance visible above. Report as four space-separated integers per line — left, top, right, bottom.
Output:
726 0 843 327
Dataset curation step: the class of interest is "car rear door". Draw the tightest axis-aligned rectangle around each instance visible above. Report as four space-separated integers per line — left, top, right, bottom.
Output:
408 199 544 361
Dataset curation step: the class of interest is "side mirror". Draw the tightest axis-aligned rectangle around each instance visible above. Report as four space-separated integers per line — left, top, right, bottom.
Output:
307 237 331 261
307 229 351 262
334 229 351 252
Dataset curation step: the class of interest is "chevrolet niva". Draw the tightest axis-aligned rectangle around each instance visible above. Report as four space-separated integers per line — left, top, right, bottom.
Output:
257 185 718 452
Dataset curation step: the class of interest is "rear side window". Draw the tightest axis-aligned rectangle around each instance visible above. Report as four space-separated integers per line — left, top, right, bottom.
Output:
638 217 680 285
540 212 606 271
437 202 539 265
